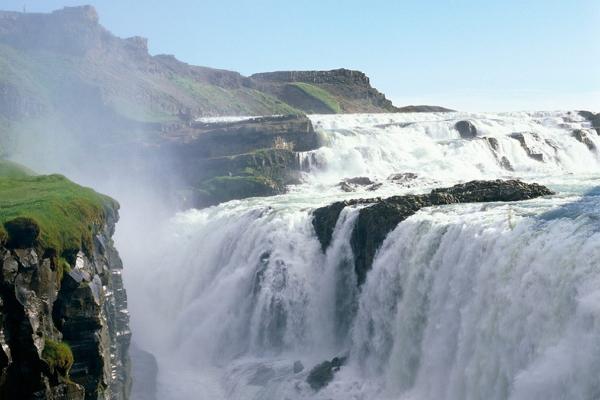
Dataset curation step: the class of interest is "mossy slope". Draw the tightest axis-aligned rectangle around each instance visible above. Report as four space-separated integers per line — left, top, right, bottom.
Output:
0 161 118 256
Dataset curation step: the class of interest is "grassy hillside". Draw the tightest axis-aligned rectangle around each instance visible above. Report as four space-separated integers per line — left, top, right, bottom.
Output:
0 160 118 256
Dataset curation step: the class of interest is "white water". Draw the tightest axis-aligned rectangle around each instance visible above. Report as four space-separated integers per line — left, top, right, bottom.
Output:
124 111 600 399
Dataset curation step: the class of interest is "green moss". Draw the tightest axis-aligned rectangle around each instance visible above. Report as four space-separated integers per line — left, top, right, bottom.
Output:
290 82 342 113
42 339 74 377
0 162 118 255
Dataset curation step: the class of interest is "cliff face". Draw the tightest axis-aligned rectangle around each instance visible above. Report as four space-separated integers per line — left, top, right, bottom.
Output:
0 164 131 400
251 69 399 114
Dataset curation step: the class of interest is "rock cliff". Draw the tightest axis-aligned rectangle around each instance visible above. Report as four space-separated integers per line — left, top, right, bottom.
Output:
313 180 553 285
0 163 131 399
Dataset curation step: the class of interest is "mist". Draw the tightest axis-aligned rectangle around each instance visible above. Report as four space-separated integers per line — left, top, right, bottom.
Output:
1 4 600 400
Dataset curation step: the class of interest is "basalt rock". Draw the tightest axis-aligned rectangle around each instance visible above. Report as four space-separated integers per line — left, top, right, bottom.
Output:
579 110 600 135
572 129 597 151
455 120 478 139
313 180 553 286
306 356 347 391
510 133 545 162
0 211 131 399
165 114 319 158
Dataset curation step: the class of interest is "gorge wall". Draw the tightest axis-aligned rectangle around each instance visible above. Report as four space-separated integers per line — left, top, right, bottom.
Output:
0 164 131 400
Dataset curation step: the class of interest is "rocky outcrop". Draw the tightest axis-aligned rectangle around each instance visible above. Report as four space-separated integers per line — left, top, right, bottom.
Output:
157 115 319 207
166 115 319 158
306 356 347 391
509 133 545 162
455 120 478 139
251 69 399 113
0 208 130 399
572 129 596 151
579 110 600 135
313 180 553 285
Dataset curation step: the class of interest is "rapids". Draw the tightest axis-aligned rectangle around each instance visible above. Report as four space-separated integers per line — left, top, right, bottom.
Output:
122 111 600 400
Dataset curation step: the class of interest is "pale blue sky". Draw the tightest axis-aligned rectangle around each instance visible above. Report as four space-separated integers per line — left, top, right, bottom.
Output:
3 0 600 111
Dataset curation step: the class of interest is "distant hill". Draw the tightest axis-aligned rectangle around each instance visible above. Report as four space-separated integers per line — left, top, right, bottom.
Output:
0 5 451 126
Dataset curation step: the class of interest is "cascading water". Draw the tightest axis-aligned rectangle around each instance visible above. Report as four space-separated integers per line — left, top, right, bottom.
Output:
123 111 600 399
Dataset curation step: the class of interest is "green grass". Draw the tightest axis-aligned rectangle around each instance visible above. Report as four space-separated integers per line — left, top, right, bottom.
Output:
290 82 342 113
0 161 118 256
170 75 302 116
42 339 74 377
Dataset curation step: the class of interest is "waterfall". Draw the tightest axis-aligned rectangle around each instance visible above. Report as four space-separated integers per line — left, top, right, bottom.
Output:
124 111 600 400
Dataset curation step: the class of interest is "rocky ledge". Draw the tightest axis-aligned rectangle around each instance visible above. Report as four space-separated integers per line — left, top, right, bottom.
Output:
158 114 321 208
313 180 553 286
0 163 131 399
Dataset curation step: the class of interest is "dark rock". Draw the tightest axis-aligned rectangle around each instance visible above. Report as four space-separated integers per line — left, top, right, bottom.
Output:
388 172 418 182
482 137 513 171
339 182 355 192
485 137 500 151
306 356 347 391
313 180 554 285
4 217 40 248
572 129 596 151
0 213 130 399
579 110 600 135
344 177 374 186
293 360 304 374
455 120 478 139
367 183 383 191
172 114 320 158
251 69 398 113
510 133 545 162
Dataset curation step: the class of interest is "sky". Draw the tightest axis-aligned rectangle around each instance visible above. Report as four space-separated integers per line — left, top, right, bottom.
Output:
3 0 600 111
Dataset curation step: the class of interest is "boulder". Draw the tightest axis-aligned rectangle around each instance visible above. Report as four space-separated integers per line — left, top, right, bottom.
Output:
455 120 478 139
306 356 347 391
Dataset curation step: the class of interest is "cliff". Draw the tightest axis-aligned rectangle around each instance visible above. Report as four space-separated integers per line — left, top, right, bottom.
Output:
0 6 450 129
313 180 553 286
250 69 399 113
0 161 131 399
153 114 321 208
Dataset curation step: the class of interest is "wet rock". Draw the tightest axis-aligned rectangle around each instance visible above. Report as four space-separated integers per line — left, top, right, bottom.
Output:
313 180 554 285
388 172 418 182
293 360 304 373
510 133 545 162
483 137 513 171
455 120 478 139
339 182 355 192
367 183 383 191
579 110 600 135
306 356 347 391
572 129 596 151
344 177 374 186
0 215 131 399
